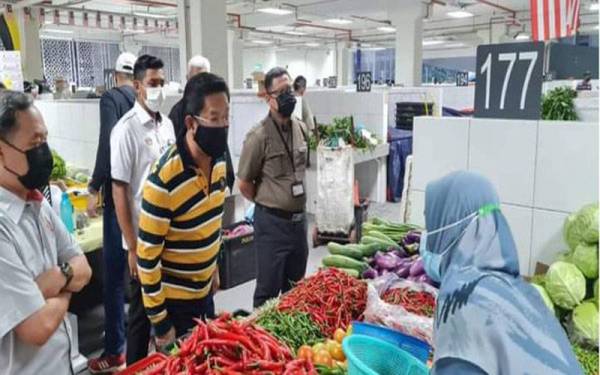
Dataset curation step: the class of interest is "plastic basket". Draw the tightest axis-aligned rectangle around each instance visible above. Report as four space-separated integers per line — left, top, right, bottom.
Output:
117 352 167 374
343 335 429 375
351 321 430 363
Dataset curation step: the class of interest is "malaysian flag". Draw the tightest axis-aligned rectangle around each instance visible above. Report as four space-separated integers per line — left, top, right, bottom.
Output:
530 0 581 41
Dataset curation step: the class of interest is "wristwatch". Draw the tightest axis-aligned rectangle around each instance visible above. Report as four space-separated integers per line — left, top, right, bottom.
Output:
59 262 74 288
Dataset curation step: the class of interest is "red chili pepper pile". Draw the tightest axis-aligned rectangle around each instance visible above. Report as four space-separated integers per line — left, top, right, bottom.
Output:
381 287 436 318
278 268 367 337
146 313 315 375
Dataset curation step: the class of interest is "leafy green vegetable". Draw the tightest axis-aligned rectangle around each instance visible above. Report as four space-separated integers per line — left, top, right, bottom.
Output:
573 343 599 375
50 149 66 180
572 302 599 345
570 243 599 279
532 283 555 314
541 87 578 121
315 117 379 151
564 204 599 251
545 261 586 310
595 279 598 304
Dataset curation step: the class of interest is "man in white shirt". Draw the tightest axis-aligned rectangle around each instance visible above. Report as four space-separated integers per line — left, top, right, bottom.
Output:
110 54 175 365
0 90 92 374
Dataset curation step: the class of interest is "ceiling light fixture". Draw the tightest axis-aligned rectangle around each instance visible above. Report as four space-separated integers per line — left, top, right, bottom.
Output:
326 18 352 25
422 39 445 46
251 39 273 45
589 2 599 10
257 7 293 15
133 12 173 19
43 28 74 34
447 10 474 18
305 42 320 47
515 33 530 40
285 30 307 36
444 42 465 48
377 26 396 32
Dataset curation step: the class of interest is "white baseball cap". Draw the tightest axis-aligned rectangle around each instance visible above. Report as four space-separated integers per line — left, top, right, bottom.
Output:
115 52 136 74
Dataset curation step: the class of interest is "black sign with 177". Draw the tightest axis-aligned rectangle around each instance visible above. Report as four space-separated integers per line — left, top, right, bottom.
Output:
356 72 372 92
474 42 545 120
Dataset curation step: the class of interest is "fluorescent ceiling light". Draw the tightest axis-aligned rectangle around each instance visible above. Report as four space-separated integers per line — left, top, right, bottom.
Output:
444 42 465 48
285 30 307 36
589 3 599 10
133 12 173 19
377 26 396 32
447 10 474 18
326 18 352 25
251 39 273 45
43 28 73 34
366 47 385 51
422 39 445 46
305 42 320 47
515 33 530 40
257 7 293 15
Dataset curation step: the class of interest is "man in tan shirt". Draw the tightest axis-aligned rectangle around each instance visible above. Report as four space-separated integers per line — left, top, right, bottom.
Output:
237 67 309 308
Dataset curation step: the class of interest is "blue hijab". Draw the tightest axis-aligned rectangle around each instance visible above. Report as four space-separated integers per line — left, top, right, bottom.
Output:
426 171 582 375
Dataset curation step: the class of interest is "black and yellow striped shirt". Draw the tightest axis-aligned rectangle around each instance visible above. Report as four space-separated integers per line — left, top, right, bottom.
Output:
137 142 227 335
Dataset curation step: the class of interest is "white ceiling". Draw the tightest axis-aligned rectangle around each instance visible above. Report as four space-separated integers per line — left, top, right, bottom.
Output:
8 0 600 49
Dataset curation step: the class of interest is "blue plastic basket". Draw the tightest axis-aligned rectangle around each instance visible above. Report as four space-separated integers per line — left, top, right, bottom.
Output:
351 322 431 363
343 335 429 375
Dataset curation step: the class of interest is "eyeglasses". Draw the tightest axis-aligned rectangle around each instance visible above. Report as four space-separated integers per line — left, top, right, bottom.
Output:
194 115 229 128
268 85 293 98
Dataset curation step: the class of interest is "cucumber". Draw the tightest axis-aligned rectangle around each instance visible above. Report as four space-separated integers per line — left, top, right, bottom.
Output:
366 231 398 247
322 255 368 272
326 267 360 278
327 242 364 260
354 242 382 257
361 236 396 250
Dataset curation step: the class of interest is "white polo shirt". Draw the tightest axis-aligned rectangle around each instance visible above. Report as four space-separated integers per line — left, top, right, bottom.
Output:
110 101 175 250
0 187 82 375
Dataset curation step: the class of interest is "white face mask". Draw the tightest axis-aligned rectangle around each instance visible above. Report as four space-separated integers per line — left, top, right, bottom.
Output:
145 86 164 113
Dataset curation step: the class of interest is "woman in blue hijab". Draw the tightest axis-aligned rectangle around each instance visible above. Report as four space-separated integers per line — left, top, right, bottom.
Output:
420 171 583 375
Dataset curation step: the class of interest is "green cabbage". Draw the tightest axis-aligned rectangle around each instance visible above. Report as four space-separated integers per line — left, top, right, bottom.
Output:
564 204 599 250
572 302 599 345
570 243 599 279
545 261 586 310
595 279 598 304
532 283 555 314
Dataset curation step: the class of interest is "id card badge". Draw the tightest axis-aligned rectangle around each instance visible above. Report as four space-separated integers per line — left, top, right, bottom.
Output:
291 181 305 197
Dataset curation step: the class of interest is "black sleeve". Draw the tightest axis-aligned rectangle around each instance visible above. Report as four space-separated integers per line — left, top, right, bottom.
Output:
89 94 118 192
225 145 235 191
168 100 183 137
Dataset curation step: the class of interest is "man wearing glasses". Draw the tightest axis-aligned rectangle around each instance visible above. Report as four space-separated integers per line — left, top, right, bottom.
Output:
136 73 229 347
238 67 309 308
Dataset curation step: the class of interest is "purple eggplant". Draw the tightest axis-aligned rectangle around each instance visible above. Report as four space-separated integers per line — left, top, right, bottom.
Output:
362 267 378 279
407 275 419 282
374 252 401 271
409 258 425 276
403 231 421 245
392 248 408 258
395 265 411 278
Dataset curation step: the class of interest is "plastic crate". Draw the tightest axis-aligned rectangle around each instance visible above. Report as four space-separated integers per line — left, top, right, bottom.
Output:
218 221 257 290
351 321 430 363
395 102 434 130
118 353 167 375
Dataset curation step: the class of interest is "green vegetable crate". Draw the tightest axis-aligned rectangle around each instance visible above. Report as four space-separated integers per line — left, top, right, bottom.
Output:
218 221 257 290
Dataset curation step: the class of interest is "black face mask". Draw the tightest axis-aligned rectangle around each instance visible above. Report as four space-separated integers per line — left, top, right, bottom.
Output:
2 140 54 190
276 91 297 118
194 119 228 159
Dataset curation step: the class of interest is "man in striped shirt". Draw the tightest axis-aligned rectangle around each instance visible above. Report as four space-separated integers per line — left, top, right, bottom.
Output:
137 73 230 347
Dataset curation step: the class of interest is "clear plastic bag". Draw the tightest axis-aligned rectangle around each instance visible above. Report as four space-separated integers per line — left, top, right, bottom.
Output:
363 273 438 346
